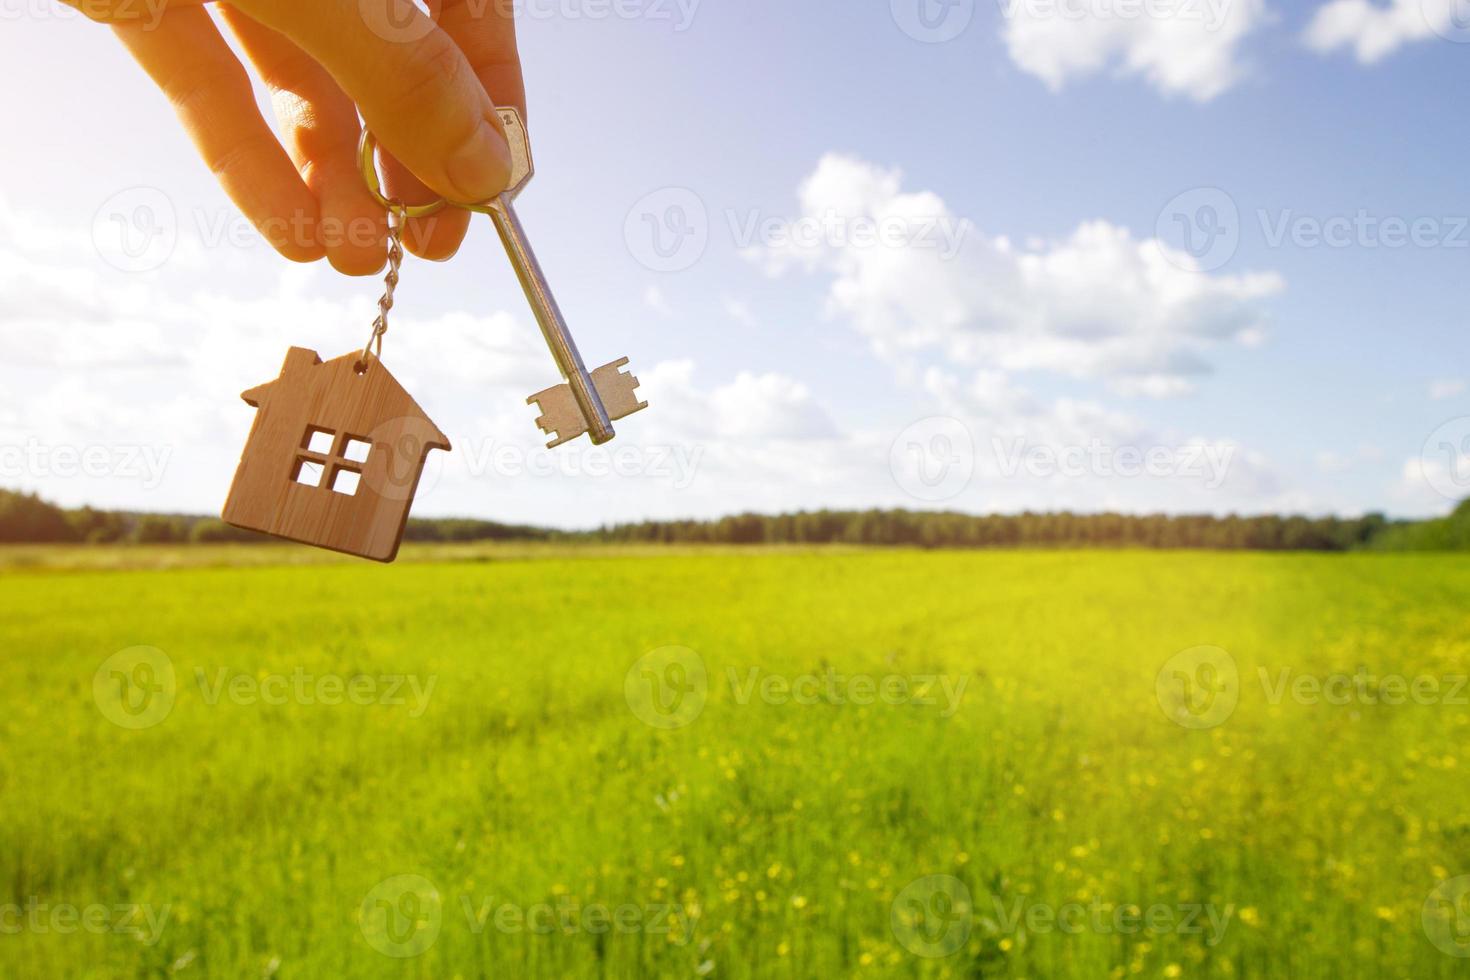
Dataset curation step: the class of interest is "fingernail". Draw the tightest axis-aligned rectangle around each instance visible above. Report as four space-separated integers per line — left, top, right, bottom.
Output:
444 116 513 203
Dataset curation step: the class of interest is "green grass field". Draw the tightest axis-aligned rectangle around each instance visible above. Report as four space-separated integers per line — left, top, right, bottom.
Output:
3 547 1469 977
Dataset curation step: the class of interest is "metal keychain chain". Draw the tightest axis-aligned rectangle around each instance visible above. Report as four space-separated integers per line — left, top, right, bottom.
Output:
361 203 407 362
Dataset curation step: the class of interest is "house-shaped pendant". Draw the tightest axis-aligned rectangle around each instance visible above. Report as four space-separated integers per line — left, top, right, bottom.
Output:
221 347 451 563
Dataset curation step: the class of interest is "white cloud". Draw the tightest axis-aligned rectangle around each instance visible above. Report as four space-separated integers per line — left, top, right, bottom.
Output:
1304 0 1457 63
1391 455 1465 516
644 284 671 316
916 365 1297 512
0 189 1306 525
756 155 1284 397
1314 444 1382 472
1000 0 1269 100
722 295 758 327
709 372 840 440
1429 378 1466 400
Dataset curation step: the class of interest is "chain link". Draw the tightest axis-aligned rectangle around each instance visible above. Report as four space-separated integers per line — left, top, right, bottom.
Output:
361 204 407 363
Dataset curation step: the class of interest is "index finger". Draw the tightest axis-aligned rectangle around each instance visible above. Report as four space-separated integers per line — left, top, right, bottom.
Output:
436 0 525 120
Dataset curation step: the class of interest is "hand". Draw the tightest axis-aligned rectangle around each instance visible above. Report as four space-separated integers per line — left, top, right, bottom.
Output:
75 0 524 273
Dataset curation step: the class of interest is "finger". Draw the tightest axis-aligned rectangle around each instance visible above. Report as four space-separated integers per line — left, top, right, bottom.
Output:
437 0 525 118
230 0 513 203
382 0 524 259
218 6 387 276
381 152 471 261
113 7 324 263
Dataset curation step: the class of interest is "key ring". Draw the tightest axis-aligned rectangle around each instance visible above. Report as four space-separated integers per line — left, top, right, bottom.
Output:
357 129 500 218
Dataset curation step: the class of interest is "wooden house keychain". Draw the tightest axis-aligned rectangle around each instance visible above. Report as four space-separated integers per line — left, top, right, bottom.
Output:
221 203 449 563
222 108 647 563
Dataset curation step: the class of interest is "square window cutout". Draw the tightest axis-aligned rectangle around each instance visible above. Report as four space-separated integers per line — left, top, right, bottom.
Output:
305 428 334 455
294 458 325 487
331 468 362 496
343 437 372 464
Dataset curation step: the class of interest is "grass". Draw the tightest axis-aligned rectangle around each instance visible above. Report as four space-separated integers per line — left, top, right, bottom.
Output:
1 548 1468 977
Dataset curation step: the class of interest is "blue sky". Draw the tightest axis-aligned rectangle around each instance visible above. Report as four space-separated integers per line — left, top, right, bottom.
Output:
1 0 1467 527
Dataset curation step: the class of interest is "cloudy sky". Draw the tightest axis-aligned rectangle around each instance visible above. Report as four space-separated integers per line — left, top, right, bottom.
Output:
1 0 1468 527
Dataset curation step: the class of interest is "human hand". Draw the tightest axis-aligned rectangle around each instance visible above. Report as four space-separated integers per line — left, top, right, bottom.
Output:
73 0 524 273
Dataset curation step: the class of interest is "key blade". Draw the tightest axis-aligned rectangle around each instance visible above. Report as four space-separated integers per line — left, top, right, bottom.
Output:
528 358 649 449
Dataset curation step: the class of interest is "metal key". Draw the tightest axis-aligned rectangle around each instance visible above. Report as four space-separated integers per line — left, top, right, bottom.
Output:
489 108 648 449
357 110 648 449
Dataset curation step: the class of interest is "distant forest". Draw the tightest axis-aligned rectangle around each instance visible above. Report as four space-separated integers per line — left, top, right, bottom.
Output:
3 488 1467 552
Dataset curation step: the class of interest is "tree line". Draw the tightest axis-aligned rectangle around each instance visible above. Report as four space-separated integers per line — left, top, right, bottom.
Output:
589 509 1395 551
4 487 1462 551
0 490 547 546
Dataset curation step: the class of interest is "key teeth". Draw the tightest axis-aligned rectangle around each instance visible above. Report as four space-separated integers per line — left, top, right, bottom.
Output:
526 387 580 449
526 356 649 448
592 357 650 422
